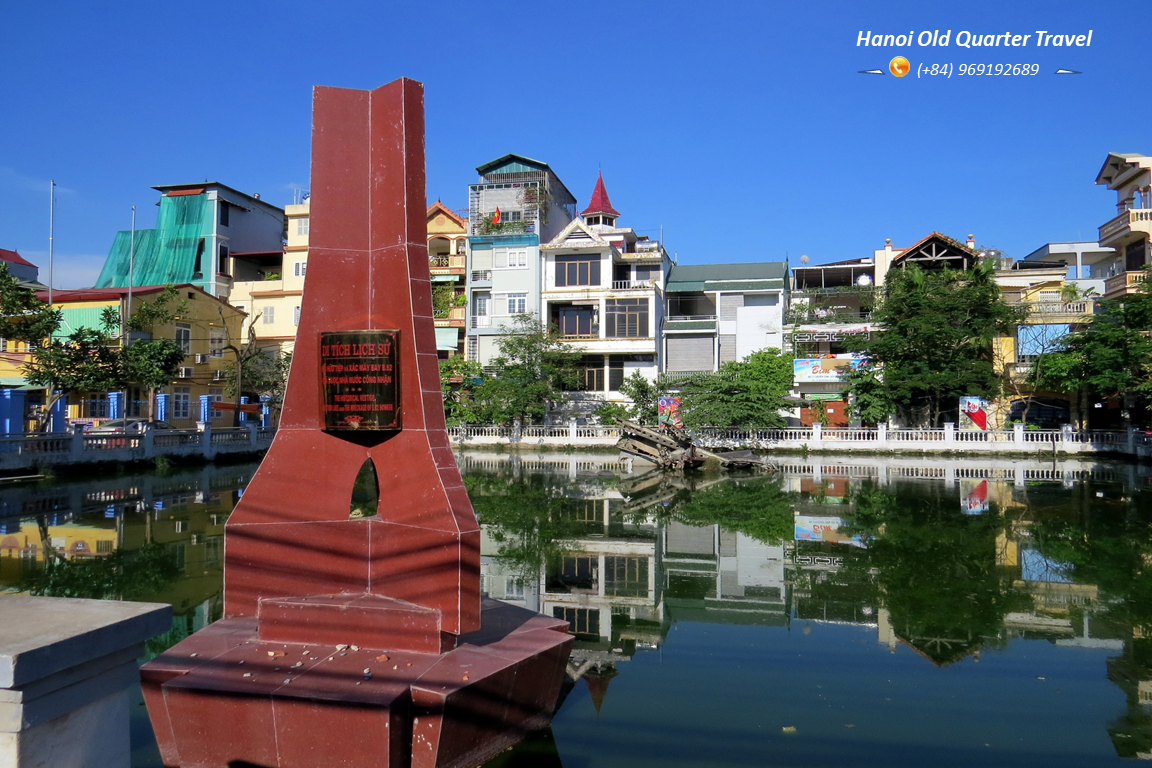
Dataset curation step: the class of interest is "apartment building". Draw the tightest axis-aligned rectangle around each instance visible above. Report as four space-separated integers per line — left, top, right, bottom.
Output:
465 154 577 364
427 202 468 357
663 262 787 376
541 173 670 415
95 182 285 301
230 199 309 356
1095 153 1152 298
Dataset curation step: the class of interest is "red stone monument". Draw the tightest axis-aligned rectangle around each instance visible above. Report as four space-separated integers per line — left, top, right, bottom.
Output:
142 78 572 768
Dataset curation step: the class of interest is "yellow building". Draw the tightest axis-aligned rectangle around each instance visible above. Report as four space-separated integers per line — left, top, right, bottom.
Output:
229 200 309 356
36 284 246 428
427 201 468 357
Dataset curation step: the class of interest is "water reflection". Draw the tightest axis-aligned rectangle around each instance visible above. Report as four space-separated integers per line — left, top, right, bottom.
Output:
3 454 1152 765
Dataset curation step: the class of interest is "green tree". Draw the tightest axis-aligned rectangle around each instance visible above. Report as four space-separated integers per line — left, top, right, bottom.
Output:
0 264 60 344
439 355 487 425
24 542 179 600
1030 282 1152 428
671 476 795 544
845 261 1024 427
469 314 582 424
23 286 186 426
676 348 793 428
594 371 665 425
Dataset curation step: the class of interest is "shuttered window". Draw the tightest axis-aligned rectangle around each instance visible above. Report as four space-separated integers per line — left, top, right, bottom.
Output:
667 334 714 372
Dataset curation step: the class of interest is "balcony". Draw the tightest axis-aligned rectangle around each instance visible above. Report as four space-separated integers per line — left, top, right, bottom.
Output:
471 270 493 284
610 279 655 291
1002 294 1096 321
665 315 717 332
429 254 466 274
788 309 872 325
471 315 491 329
1098 208 1152 246
434 306 467 327
1104 271 1145 299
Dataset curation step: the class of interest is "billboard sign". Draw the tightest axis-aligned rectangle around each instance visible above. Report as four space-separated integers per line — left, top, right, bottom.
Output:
793 357 866 383
793 515 867 548
959 396 989 431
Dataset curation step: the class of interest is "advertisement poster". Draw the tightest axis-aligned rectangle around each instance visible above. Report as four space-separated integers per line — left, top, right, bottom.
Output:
793 515 867 548
793 357 866 383
959 396 989 431
960 479 989 514
658 396 682 428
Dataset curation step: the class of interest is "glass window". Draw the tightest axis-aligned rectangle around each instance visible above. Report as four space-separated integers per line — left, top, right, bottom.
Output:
555 255 601 287
609 356 625 391
209 330 225 358
494 248 528 269
606 298 648 338
576 356 605 391
294 261 307 277
173 387 191 419
219 202 229 227
556 307 596 338
218 244 229 274
175 324 192 354
293 306 301 326
507 293 526 315
209 387 224 419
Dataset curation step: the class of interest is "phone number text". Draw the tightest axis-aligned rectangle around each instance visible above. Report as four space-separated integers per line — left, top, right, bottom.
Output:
917 63 1041 78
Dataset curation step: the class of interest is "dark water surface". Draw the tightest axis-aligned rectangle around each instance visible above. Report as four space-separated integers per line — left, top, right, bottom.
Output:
2 454 1149 766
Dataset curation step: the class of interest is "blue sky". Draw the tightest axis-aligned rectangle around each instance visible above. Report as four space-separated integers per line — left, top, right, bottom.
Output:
0 1 1142 287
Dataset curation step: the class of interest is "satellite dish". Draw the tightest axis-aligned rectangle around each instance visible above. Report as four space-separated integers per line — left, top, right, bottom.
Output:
799 254 810 265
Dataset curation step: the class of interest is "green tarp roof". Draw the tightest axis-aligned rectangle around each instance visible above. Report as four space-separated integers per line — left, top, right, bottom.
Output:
666 262 788 293
95 193 208 288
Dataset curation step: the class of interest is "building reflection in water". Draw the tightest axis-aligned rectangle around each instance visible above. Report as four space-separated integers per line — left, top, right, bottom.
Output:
3 453 1152 762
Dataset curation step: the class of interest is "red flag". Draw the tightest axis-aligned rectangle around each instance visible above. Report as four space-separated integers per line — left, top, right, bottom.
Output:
492 207 501 224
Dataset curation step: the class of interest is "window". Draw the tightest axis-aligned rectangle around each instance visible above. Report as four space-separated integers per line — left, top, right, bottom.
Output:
609 356 625 391
218 244 229 274
555 254 601 287
173 387 191 419
175 324 192 355
586 216 600 226
556 306 596 338
606 298 648 338
577 356 605 391
296 217 309 236
494 248 528 269
506 293 526 315
97 540 113 554
209 330 225 358
293 261 307 277
552 606 600 637
473 293 489 316
209 387 224 419
219 202 229 227
293 306 301 326
635 264 657 281
262 306 275 324
466 336 478 361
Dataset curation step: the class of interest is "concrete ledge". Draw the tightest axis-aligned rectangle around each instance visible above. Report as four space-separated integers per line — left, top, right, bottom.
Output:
0 596 171 768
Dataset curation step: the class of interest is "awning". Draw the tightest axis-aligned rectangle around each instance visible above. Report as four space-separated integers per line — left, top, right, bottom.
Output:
431 275 460 282
0 377 37 390
435 328 460 351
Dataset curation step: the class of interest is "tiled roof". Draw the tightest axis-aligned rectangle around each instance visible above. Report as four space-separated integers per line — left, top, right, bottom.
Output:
0 249 35 268
581 172 620 217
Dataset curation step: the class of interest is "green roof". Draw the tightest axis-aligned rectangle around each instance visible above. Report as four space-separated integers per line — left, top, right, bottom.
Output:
476 154 552 176
666 262 788 293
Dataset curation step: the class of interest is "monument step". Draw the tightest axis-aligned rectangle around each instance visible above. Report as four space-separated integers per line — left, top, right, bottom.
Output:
258 592 445 653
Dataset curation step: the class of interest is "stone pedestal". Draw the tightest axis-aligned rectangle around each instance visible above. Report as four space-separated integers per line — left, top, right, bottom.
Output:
0 596 171 768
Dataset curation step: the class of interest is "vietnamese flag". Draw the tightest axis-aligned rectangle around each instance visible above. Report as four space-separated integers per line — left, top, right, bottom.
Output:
492 207 501 224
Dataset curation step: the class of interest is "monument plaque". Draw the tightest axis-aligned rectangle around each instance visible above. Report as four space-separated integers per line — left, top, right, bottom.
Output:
319 330 401 430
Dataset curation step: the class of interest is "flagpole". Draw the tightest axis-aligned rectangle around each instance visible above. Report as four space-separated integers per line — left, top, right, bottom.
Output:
123 206 136 421
47 180 55 310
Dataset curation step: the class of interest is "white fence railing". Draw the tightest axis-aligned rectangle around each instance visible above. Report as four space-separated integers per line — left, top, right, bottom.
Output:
0 425 276 472
445 423 1152 457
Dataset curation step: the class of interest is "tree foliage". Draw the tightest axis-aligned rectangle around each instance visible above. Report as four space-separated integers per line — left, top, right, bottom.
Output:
676 348 793 428
670 476 794 544
845 262 1024 427
439 355 487 426
466 314 583 424
1030 281 1152 423
594 371 665 425
0 264 59 343
24 542 180 600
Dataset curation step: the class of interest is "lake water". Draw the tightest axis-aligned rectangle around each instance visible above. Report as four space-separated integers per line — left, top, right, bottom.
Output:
2 453 1149 766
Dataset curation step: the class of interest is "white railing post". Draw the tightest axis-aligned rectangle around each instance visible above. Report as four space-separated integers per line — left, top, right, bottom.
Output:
70 424 84 460
944 422 955 447
877 422 888 447
1128 424 1136 453
811 423 822 448
569 419 577 443
1014 423 1025 447
1061 423 1074 452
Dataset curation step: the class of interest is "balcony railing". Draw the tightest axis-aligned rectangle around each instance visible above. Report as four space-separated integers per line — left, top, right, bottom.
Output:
1100 208 1152 242
471 270 493 283
788 310 873 325
1104 271 1145 297
610 279 655 290
471 316 491 329
666 314 717 323
558 333 599 340
430 254 466 270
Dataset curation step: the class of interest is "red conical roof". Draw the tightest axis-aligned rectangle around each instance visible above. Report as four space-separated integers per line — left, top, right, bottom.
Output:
581 171 620 218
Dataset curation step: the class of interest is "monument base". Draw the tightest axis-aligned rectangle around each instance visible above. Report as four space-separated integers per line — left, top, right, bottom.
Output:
142 597 572 768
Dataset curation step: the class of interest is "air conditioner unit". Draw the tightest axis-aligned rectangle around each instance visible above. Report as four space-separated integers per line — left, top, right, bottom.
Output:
212 370 227 381
194 353 210 364
178 367 195 379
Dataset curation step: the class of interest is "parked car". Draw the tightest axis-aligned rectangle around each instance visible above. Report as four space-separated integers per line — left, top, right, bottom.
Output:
87 418 176 435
